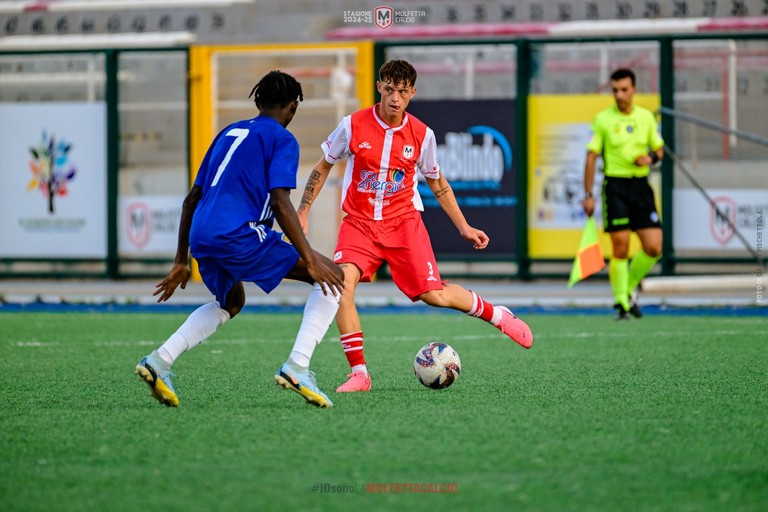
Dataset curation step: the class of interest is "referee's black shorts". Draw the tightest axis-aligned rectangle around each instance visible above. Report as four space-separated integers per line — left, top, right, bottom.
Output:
602 176 662 233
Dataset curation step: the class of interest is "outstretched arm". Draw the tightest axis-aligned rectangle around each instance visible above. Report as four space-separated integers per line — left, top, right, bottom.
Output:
272 187 344 296
154 185 201 302
296 157 335 233
425 174 489 250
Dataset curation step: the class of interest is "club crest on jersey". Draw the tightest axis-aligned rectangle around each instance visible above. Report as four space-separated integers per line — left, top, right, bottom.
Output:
402 145 414 158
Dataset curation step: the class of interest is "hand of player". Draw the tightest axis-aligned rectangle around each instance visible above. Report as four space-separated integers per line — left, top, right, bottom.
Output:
583 197 595 217
307 258 345 297
153 262 190 302
460 226 490 250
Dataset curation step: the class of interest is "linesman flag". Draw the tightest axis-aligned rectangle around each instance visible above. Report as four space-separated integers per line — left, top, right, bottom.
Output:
568 217 605 288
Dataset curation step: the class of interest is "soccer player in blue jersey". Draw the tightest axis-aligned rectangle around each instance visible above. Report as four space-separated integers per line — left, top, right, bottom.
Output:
135 70 344 408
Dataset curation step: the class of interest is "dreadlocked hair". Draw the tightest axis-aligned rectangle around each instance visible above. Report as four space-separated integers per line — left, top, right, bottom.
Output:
248 70 303 109
379 59 417 87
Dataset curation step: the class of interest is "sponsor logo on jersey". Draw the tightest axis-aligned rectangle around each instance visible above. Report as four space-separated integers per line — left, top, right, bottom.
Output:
358 141 372 149
356 169 405 197
388 168 405 183
368 197 391 207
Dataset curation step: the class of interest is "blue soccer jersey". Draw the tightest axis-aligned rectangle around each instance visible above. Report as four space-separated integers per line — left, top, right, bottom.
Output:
189 116 302 302
190 116 299 257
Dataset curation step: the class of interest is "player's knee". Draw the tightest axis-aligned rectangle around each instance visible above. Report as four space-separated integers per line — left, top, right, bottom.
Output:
612 246 629 259
645 245 662 258
340 264 360 285
419 290 448 308
224 286 245 318
225 304 242 318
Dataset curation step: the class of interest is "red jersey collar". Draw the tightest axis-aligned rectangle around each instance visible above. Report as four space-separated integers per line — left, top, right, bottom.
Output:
372 104 409 131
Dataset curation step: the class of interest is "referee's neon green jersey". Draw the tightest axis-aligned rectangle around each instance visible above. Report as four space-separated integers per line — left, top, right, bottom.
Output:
586 105 664 178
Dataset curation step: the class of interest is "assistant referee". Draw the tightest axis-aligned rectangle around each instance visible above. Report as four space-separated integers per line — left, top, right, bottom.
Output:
582 68 665 320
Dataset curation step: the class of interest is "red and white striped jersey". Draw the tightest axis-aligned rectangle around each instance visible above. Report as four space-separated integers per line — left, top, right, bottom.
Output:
321 105 441 221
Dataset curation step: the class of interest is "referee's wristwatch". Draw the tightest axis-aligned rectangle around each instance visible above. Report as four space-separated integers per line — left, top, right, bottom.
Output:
584 192 593 199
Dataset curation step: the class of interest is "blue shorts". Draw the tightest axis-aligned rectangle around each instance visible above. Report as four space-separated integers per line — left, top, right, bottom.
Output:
194 228 299 308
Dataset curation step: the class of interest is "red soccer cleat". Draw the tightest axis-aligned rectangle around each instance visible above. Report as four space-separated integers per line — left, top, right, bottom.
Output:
335 371 371 392
495 306 534 349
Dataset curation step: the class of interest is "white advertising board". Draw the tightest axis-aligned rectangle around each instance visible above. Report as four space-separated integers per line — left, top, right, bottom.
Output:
674 189 766 251
0 103 106 258
118 195 184 256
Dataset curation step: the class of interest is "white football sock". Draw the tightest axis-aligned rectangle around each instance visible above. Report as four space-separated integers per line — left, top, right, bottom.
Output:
288 284 340 369
351 364 368 375
158 301 230 365
490 306 504 326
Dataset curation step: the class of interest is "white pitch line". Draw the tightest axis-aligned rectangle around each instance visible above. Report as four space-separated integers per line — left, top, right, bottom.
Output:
9 329 759 349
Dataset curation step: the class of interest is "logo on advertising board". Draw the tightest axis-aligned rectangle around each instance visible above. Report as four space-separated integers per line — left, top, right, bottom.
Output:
127 201 152 249
710 196 736 245
27 131 78 214
374 6 393 30
434 125 512 190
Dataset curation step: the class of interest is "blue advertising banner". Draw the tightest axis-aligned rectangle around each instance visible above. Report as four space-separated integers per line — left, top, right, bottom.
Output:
406 99 517 258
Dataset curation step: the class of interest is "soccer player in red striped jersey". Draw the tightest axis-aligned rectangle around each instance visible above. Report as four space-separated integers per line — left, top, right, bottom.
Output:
298 60 533 392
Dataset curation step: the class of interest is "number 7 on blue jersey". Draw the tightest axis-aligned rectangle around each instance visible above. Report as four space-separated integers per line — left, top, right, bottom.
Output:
211 128 249 187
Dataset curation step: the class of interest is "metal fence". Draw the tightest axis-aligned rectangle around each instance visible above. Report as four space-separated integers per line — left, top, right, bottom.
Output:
0 33 765 278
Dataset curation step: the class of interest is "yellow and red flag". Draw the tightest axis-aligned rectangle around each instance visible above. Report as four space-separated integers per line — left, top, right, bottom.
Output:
568 217 605 288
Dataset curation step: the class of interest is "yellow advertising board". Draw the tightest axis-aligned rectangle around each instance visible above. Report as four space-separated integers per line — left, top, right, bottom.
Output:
527 94 661 259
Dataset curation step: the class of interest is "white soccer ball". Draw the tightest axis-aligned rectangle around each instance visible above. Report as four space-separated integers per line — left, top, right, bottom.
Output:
413 342 461 389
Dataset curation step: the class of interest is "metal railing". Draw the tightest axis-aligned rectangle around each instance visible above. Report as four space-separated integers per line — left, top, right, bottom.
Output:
659 106 766 267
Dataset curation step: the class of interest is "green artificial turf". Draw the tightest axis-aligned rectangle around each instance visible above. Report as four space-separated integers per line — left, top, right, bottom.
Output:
1 312 766 511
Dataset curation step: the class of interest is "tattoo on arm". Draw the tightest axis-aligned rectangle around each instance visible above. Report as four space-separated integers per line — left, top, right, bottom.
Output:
300 170 322 207
434 186 452 199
